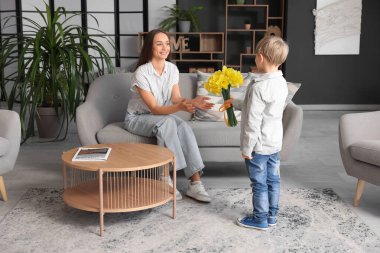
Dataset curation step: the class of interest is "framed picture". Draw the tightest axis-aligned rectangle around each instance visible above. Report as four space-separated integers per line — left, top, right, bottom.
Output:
313 0 362 55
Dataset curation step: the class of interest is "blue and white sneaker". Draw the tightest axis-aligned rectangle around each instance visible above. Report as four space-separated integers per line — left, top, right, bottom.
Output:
236 216 268 230
268 216 277 227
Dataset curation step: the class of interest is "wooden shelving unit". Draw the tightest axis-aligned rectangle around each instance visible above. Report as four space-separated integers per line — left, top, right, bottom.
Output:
138 32 224 73
225 0 285 72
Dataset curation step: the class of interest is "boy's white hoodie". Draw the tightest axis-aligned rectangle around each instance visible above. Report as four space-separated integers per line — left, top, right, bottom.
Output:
239 71 288 157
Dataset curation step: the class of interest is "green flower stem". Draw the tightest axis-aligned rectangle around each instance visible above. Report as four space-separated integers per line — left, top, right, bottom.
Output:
222 84 238 127
226 107 238 127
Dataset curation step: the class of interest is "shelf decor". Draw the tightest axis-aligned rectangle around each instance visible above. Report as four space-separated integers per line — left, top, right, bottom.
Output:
203 66 243 127
138 32 224 73
244 20 251 30
225 0 285 72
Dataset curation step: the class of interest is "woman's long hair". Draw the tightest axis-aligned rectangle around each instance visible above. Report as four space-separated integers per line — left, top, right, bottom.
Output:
134 29 171 71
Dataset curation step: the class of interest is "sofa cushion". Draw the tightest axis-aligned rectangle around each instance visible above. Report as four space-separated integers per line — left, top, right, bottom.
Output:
97 122 156 144
349 140 380 167
0 137 10 156
177 74 198 121
188 121 240 147
98 121 240 148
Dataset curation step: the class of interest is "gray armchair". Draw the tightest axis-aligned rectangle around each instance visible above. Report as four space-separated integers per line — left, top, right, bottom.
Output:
339 111 380 206
0 109 21 201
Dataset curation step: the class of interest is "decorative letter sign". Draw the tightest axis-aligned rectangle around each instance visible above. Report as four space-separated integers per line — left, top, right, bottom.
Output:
170 36 190 52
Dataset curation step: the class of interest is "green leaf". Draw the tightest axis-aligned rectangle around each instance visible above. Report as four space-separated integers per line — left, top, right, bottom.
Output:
0 3 115 142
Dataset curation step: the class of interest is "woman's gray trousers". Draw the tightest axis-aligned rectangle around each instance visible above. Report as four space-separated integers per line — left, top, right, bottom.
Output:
125 114 204 178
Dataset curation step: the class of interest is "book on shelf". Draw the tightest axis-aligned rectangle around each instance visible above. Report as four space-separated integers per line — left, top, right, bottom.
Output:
72 147 112 162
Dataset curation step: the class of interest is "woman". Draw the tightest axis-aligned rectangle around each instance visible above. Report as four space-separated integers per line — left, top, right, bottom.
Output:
124 29 213 202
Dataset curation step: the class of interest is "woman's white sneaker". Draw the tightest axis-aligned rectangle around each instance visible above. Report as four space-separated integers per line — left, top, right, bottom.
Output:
163 176 182 200
186 181 211 203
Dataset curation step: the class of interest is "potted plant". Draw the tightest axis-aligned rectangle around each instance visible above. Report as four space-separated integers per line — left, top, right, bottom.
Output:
159 4 204 32
0 36 18 102
0 3 115 142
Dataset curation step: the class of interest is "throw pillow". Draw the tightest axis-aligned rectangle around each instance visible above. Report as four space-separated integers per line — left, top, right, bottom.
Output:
194 71 252 122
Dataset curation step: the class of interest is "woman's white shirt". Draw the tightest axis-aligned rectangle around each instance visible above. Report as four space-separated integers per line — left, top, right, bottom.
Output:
126 61 179 116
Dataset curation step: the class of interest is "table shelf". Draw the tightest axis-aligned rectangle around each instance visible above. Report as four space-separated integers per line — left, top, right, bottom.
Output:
64 177 173 213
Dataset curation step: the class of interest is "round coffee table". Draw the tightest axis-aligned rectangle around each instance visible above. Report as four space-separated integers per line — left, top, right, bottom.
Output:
61 143 176 236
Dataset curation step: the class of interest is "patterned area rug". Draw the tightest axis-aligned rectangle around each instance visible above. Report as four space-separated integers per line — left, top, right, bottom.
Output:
0 187 379 253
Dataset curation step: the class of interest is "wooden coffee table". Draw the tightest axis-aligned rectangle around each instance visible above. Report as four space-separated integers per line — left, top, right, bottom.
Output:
61 143 176 236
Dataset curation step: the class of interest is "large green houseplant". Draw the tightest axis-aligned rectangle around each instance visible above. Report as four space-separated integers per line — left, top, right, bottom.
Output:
159 4 204 32
0 36 18 102
1 3 115 142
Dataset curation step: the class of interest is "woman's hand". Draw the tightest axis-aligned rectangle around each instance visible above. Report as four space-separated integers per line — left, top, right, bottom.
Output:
192 96 214 110
178 99 196 113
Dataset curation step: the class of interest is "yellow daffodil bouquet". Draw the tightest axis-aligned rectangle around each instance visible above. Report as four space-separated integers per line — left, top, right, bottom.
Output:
204 66 243 127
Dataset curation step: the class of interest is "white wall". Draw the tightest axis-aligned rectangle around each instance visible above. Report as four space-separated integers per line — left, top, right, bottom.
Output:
148 0 175 30
0 0 16 10
54 0 81 11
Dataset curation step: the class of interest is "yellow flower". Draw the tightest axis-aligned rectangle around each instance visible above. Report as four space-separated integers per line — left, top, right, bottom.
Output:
203 66 244 127
204 81 221 95
204 66 244 95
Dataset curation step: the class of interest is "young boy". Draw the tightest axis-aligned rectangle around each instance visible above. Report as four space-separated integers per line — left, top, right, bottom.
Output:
236 36 289 230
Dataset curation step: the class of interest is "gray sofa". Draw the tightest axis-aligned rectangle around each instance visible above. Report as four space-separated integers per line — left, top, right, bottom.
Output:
76 73 303 162
339 111 380 206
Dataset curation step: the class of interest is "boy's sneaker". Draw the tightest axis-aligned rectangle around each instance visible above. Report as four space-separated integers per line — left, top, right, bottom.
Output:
236 216 268 230
268 216 277 227
163 176 182 200
186 181 211 203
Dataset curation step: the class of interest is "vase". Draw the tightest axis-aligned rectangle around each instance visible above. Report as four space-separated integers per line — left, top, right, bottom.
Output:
36 107 62 138
178 21 191 32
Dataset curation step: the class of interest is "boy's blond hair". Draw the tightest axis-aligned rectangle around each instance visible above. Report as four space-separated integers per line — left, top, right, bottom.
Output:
255 36 289 66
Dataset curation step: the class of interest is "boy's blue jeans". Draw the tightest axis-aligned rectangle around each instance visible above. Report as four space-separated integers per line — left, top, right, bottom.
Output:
245 152 281 224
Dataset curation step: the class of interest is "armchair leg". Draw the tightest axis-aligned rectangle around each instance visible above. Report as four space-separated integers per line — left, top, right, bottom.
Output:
353 179 365 207
0 176 8 202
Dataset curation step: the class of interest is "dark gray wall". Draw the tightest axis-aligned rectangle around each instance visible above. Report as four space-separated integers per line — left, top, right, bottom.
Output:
179 0 380 104
179 0 225 32
286 0 380 104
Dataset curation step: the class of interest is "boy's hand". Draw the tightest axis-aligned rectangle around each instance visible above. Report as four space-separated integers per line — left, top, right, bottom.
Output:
241 152 252 160
224 98 234 108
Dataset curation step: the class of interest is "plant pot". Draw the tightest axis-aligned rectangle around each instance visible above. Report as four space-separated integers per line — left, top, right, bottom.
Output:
36 107 62 138
244 23 251 30
236 0 245 4
178 21 191 32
